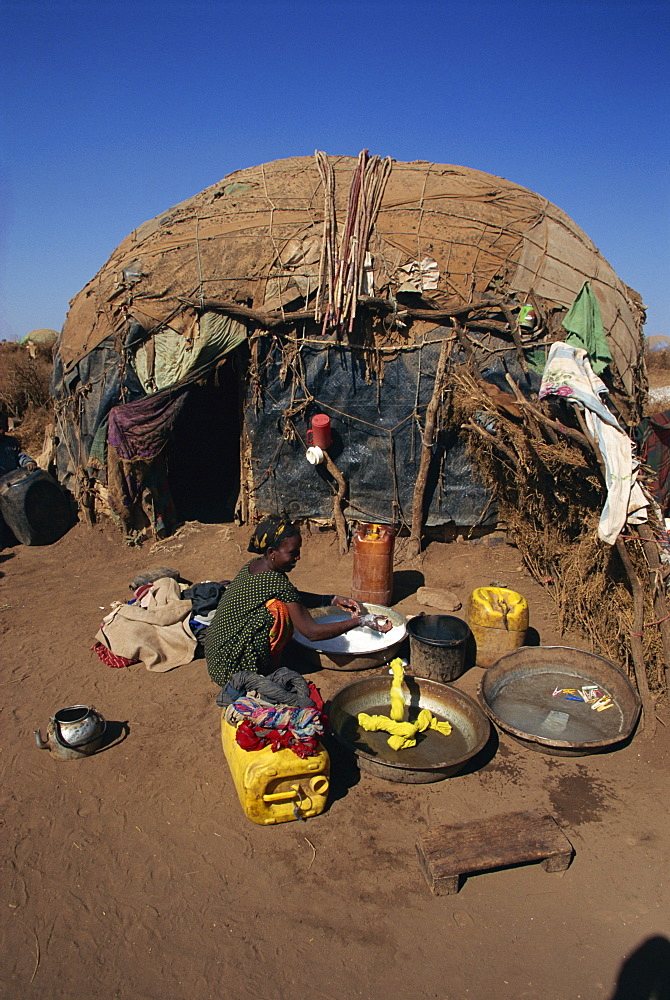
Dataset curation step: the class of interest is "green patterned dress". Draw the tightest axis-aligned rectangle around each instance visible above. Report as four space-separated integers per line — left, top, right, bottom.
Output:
204 562 300 686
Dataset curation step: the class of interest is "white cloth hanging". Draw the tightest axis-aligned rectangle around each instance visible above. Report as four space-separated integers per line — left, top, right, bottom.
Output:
539 342 648 545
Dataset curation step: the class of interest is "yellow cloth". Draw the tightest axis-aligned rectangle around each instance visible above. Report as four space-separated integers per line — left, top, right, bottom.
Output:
358 658 452 750
358 708 452 751
389 657 405 721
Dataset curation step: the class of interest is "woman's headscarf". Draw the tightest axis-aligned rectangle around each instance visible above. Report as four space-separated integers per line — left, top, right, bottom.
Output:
248 515 299 554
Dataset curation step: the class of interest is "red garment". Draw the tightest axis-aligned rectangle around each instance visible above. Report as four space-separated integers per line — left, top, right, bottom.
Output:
235 719 321 759
234 679 326 758
91 641 138 669
307 682 324 713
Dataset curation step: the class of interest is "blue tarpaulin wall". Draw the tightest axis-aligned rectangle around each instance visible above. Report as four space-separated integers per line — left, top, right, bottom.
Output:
244 334 495 527
51 326 500 530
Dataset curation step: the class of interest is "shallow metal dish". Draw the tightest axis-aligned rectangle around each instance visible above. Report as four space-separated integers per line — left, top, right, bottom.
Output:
328 673 491 782
292 603 407 671
478 646 641 756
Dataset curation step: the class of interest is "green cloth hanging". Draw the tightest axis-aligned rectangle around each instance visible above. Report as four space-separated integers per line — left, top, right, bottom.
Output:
563 281 612 375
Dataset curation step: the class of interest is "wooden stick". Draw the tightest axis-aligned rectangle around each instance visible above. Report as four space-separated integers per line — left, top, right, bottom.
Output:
194 295 504 331
615 537 656 734
499 301 530 375
453 318 478 366
462 419 518 468
504 373 545 442
633 522 670 695
508 391 590 450
323 453 349 555
528 407 589 449
408 336 451 556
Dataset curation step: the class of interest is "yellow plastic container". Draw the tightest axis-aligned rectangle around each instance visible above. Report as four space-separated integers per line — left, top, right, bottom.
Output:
221 713 330 825
467 586 529 668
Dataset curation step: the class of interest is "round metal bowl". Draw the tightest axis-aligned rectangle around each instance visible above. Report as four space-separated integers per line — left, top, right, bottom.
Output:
478 646 641 756
328 673 491 782
292 603 407 671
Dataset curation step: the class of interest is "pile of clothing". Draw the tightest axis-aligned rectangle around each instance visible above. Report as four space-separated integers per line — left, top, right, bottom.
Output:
92 567 227 671
217 667 326 758
181 581 228 650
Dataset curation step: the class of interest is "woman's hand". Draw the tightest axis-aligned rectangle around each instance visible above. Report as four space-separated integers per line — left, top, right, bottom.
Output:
331 595 363 615
355 613 394 633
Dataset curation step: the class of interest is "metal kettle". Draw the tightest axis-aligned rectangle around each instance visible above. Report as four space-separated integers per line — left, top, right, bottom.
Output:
34 705 107 761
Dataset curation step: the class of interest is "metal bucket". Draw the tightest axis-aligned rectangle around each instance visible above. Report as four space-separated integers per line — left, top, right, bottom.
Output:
407 615 471 682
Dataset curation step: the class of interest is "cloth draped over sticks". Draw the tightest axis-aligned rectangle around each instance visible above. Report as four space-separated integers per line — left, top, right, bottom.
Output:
538 342 648 545
105 385 189 525
108 385 190 462
562 281 612 376
636 411 670 517
94 576 196 672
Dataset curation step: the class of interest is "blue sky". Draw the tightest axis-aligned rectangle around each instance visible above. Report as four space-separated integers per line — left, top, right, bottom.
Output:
1 0 668 341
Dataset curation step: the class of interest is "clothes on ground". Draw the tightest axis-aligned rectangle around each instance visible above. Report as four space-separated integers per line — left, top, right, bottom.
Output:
182 581 227 649
91 641 139 669
539 342 648 544
204 562 300 686
0 436 35 476
130 566 181 590
636 410 670 516
216 667 315 709
94 576 196 672
192 611 216 627
182 581 228 615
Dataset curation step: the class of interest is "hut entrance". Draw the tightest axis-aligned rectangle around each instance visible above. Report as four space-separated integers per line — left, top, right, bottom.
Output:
167 355 243 524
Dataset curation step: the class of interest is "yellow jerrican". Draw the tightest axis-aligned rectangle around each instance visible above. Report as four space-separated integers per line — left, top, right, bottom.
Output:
358 658 452 751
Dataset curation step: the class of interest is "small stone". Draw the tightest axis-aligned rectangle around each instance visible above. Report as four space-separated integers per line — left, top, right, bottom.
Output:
416 587 462 612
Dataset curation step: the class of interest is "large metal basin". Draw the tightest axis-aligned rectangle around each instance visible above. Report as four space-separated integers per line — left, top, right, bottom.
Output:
478 646 641 756
328 673 491 782
292 603 407 671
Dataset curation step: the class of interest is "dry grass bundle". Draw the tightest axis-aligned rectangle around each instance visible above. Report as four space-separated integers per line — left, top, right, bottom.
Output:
0 342 53 414
0 342 54 453
451 369 667 697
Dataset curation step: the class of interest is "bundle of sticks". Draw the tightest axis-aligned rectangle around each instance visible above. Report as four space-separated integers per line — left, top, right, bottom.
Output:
315 149 392 335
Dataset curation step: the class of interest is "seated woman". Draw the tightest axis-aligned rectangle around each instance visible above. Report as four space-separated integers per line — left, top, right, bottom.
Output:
205 515 391 689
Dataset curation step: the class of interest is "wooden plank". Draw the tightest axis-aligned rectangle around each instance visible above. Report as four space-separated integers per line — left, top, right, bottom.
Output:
417 809 574 895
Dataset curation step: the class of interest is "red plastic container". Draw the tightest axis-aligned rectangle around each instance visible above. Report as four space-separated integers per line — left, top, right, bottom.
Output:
307 414 332 450
351 523 395 606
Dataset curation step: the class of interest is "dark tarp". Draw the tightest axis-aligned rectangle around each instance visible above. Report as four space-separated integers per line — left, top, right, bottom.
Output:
244 333 498 527
50 336 146 491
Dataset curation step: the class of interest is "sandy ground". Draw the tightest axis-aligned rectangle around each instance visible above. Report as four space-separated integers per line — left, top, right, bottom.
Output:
2 519 670 1000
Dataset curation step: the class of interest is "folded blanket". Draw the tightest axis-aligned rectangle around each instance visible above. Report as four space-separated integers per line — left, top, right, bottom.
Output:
95 576 196 672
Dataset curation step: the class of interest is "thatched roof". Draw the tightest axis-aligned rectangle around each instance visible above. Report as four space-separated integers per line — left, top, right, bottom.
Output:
59 154 644 394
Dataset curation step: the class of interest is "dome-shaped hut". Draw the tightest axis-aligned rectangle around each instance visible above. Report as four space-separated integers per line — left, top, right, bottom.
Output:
51 153 646 543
